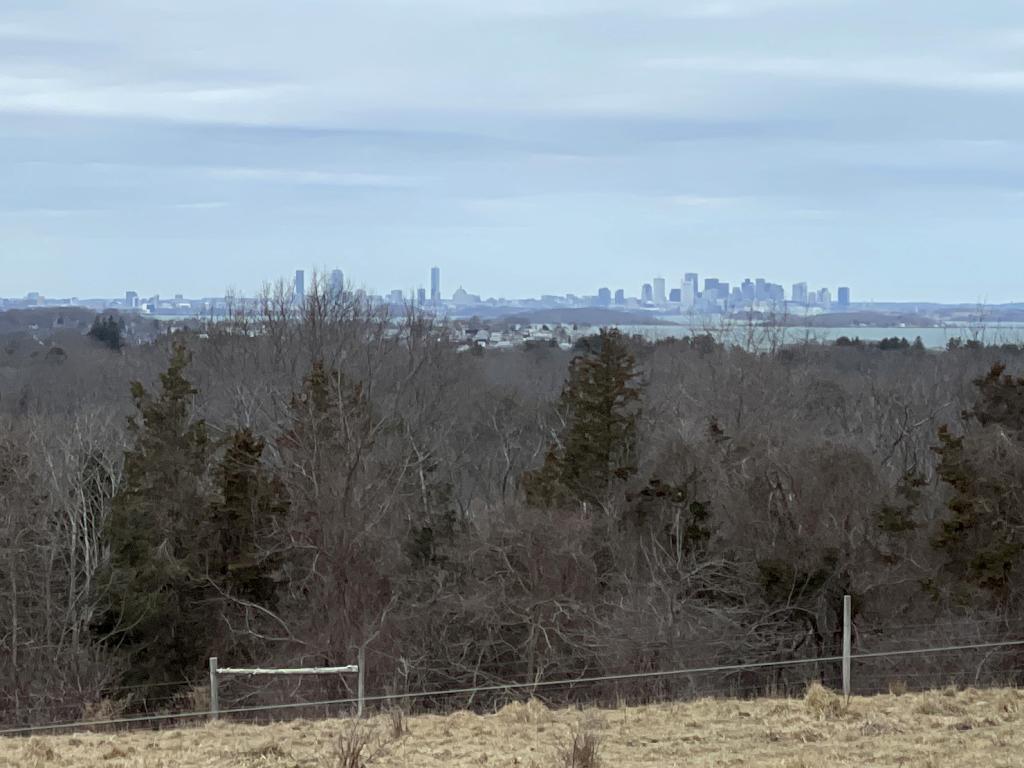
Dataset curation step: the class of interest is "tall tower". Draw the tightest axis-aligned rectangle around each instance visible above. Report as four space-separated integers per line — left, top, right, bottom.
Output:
653 277 667 304
294 270 305 301
680 279 695 308
430 266 441 302
330 269 344 295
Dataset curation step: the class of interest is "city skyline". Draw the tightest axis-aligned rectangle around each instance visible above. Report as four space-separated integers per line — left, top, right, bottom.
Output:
1 1 1023 304
5 266 858 307
0 258 1013 308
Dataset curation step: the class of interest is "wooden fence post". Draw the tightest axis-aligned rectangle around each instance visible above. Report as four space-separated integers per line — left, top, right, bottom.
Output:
842 595 852 699
357 645 366 719
209 657 220 721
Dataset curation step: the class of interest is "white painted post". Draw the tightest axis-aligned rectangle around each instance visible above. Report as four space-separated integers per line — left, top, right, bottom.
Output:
209 657 220 721
842 595 852 699
357 645 366 719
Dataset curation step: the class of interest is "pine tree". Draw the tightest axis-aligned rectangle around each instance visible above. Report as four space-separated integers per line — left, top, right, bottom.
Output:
94 342 212 695
208 428 286 605
931 363 1024 607
524 328 641 507
624 477 711 560
87 314 124 351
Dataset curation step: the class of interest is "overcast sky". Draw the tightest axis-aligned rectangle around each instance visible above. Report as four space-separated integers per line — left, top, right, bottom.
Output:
2 0 1023 302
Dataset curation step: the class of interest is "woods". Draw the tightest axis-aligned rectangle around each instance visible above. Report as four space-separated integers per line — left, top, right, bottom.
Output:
2 292 1024 726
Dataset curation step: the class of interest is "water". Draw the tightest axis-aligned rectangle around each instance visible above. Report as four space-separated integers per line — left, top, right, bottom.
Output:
612 322 1024 350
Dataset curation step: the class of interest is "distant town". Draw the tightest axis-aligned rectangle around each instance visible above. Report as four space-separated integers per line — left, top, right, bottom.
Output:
3 267 1022 330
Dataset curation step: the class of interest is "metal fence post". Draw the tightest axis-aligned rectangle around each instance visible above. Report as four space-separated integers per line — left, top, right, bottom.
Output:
357 646 366 719
842 595 852 699
209 657 220 721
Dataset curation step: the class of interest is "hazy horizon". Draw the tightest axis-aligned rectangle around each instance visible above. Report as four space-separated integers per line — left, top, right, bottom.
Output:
2 0 1023 303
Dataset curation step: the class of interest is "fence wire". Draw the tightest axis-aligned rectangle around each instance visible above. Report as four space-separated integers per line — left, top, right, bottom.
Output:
1 635 1023 737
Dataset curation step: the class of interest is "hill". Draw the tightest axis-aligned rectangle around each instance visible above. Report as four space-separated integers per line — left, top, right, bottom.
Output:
3 686 1021 767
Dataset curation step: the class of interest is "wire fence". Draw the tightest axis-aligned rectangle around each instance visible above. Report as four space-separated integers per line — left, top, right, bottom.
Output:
1 628 1023 737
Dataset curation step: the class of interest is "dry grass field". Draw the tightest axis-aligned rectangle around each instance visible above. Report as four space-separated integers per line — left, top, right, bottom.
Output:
2 685 1023 768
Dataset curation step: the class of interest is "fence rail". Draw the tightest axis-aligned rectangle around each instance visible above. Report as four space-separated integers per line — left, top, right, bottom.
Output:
2 598 1022 737
208 654 363 722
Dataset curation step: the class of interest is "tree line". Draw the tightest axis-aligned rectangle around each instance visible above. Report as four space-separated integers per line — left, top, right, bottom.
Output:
1 288 1023 725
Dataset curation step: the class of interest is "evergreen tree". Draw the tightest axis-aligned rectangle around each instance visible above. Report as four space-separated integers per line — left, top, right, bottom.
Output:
969 363 1024 432
931 363 1024 607
94 342 212 695
524 328 641 507
623 477 711 560
208 428 287 606
87 315 124 351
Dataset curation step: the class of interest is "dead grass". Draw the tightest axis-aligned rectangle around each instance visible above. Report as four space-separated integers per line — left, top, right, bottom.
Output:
2 687 1023 767
556 728 601 768
803 681 847 720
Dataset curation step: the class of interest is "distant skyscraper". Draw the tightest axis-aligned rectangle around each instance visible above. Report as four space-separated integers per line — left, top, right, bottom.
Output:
669 287 681 302
818 287 832 306
755 278 767 302
416 287 427 305
330 269 344 295
389 289 403 305
641 283 653 303
597 287 612 307
838 286 850 307
792 282 808 304
614 289 625 305
741 279 755 302
680 280 696 308
294 270 305 301
430 266 441 302
653 277 667 304
703 278 720 299
125 290 139 308
684 273 699 294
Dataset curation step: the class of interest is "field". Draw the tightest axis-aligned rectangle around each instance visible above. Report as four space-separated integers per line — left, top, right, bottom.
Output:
1 685 1023 768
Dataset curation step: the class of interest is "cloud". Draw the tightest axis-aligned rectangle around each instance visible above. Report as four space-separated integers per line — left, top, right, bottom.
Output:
0 74 299 123
203 167 421 188
645 56 1024 93
375 0 840 19
665 195 742 207
997 29 1024 48
0 206 110 217
170 201 228 210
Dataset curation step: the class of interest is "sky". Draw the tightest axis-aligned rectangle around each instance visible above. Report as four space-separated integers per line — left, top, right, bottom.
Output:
1 0 1023 303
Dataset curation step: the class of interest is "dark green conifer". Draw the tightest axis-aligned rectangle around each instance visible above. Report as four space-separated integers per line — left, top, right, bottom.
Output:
524 328 641 507
87 315 124 351
931 363 1024 606
94 342 211 695
208 428 286 605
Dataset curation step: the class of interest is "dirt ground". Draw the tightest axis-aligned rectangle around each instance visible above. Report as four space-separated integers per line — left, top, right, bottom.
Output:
2 685 1023 767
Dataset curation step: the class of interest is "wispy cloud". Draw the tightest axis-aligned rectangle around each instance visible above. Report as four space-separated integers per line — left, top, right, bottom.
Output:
0 74 298 122
665 194 742 207
997 29 1024 48
646 56 1024 92
376 0 842 19
203 167 421 188
170 201 228 210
